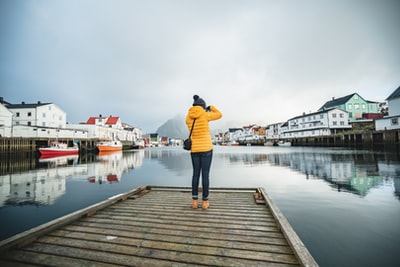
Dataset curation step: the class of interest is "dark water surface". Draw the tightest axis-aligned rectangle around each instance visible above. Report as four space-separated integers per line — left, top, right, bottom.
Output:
1 146 399 266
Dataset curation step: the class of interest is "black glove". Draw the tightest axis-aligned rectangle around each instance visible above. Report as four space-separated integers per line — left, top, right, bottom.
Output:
206 106 211 112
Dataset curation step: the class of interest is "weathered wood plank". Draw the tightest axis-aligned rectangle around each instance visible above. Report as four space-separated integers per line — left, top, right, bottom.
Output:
36 234 299 264
72 219 287 244
52 227 292 254
0 249 116 267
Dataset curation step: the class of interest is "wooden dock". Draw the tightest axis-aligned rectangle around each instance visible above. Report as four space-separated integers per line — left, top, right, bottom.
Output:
0 186 318 266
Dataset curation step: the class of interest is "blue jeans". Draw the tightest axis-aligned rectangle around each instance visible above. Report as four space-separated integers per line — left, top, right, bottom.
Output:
191 150 213 200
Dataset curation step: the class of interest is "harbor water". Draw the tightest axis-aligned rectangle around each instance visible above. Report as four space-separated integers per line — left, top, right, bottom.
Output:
0 146 399 267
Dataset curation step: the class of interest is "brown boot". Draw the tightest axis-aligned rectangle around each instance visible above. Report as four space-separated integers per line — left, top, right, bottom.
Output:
202 200 209 210
192 199 198 209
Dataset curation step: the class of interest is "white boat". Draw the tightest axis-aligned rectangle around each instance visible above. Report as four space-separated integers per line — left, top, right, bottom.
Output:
277 141 291 147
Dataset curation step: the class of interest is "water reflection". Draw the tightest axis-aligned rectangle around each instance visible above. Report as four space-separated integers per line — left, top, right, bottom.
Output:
263 152 375 195
0 150 144 207
143 147 400 199
1 147 399 208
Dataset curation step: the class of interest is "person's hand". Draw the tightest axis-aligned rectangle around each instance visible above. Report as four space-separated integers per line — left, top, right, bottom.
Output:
206 106 211 112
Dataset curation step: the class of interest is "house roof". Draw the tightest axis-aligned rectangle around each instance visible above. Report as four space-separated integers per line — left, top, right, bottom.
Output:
386 85 400 100
5 101 51 109
319 93 360 110
105 116 119 124
86 116 120 125
289 107 346 121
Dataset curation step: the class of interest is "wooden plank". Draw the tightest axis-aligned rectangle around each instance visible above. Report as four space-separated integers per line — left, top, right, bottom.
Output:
0 186 317 267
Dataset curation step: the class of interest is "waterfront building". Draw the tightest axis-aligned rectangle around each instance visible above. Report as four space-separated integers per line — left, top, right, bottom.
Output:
5 100 67 128
226 128 243 141
375 85 400 130
0 98 87 138
237 124 263 142
67 115 142 142
265 122 285 139
319 93 380 121
281 108 351 139
0 102 13 137
148 133 159 146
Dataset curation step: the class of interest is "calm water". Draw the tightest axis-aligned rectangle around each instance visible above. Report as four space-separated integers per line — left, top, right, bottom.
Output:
1 146 399 266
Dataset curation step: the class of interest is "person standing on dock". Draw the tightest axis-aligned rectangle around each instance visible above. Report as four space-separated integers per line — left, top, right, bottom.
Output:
186 95 222 210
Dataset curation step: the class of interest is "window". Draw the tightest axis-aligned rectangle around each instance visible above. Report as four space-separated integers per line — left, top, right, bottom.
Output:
362 104 366 109
391 118 398 125
354 95 359 100
16 112 20 117
320 114 324 119
340 113 344 118
332 113 337 118
333 121 337 126
348 104 352 110
27 122 31 126
42 113 46 118
354 104 360 109
42 122 46 127
340 121 345 125
28 112 32 116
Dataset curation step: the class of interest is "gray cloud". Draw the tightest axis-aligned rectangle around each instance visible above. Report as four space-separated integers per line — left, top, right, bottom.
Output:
1 0 399 133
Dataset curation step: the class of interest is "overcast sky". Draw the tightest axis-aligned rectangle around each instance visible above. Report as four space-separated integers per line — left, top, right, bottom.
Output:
1 0 399 133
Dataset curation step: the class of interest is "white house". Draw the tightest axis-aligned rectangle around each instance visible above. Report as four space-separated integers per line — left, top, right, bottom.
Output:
265 122 285 139
375 86 400 130
0 102 13 137
5 101 67 128
67 115 142 142
281 108 351 138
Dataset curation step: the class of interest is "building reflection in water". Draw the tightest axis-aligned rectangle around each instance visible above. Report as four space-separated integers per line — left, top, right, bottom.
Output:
224 150 400 197
0 150 144 207
1 148 399 207
139 148 400 199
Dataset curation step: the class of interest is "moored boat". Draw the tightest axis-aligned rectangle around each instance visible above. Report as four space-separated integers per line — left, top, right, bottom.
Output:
38 142 79 157
277 140 292 146
96 138 123 152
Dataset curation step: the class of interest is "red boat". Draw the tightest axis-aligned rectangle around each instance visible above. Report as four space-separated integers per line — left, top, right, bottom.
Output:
38 142 79 157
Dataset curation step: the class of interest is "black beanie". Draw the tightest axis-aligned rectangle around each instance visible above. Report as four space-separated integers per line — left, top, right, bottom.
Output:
193 95 206 109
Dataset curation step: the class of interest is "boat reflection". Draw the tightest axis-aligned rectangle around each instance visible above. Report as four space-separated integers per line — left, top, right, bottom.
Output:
0 151 144 207
39 154 80 167
90 151 124 184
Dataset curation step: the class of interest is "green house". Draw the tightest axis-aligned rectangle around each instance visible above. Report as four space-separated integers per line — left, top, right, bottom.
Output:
319 93 380 120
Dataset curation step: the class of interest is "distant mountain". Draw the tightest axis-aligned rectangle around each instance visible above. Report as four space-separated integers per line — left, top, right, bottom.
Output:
156 115 188 139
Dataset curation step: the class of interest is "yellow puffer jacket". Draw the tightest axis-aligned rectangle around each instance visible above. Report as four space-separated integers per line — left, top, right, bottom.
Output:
186 105 222 153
